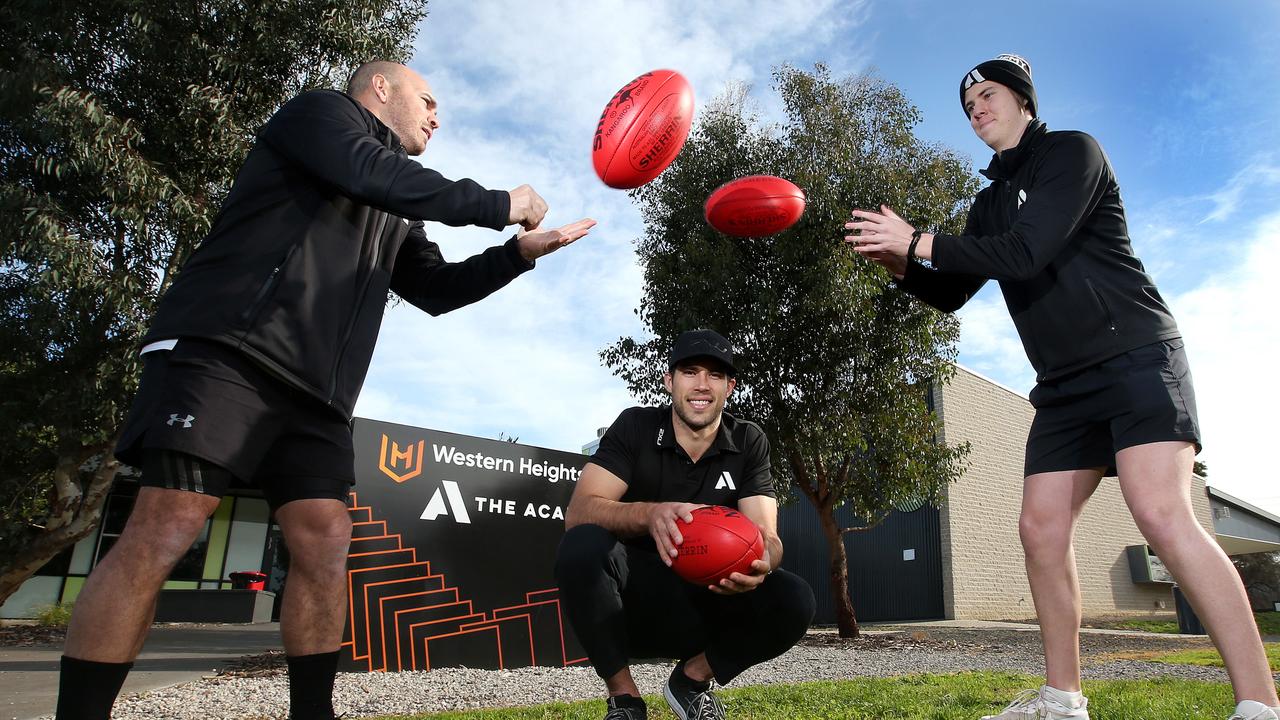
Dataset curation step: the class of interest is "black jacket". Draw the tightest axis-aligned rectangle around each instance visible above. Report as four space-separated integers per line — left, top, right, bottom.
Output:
143 90 529 417
897 119 1180 382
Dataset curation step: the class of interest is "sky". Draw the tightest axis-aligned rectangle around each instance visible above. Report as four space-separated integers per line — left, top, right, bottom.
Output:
353 0 1280 514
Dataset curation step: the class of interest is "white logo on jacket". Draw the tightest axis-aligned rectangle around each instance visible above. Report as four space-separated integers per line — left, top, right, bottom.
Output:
715 471 736 490
1018 189 1027 209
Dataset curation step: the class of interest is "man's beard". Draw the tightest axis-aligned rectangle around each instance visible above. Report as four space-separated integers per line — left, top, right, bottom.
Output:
673 397 720 432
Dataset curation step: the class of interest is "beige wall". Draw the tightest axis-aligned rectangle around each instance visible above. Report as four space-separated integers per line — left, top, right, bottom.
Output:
935 366 1212 620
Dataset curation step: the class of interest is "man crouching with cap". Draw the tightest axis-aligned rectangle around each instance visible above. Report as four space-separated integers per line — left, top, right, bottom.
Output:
555 329 815 720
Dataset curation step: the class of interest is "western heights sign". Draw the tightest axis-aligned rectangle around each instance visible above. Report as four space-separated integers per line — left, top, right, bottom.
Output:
339 417 588 672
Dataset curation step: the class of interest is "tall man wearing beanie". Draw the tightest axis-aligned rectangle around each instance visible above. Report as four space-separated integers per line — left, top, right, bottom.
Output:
56 61 594 720
849 55 1279 720
556 329 815 720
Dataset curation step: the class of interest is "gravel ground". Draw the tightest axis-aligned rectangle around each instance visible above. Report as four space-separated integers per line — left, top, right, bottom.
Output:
91 627 1261 720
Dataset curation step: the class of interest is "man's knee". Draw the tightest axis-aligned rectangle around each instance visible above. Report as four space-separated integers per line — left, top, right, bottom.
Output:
765 570 816 641
278 500 352 574
1018 510 1072 558
555 524 619 584
113 488 221 565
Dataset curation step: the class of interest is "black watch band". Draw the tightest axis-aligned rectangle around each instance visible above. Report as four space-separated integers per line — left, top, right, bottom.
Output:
908 229 923 262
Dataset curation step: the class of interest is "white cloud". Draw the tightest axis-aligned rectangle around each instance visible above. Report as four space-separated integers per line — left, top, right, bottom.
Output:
955 287 1036 394
1199 161 1280 224
1170 210 1280 513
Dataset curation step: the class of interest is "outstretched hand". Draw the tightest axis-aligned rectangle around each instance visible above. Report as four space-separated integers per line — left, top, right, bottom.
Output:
845 205 917 279
516 218 597 262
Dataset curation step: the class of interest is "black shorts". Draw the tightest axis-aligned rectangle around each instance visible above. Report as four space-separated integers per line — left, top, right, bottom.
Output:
115 339 355 509
1024 338 1201 477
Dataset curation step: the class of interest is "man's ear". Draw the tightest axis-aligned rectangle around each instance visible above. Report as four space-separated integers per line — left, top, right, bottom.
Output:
726 377 737 397
371 73 391 103
663 371 673 395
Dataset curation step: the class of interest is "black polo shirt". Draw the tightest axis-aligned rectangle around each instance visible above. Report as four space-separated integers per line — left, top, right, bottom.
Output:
588 406 775 515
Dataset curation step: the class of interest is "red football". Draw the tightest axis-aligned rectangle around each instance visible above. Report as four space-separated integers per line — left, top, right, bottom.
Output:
704 175 806 236
670 506 765 586
592 69 695 189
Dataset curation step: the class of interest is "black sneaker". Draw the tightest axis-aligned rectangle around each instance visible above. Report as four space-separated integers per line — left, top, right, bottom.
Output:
663 664 725 720
604 694 647 720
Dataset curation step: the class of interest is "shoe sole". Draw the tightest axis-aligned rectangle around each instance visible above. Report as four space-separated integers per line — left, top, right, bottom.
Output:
663 684 689 720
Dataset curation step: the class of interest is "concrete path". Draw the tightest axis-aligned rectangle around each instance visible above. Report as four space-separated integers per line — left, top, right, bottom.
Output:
0 623 282 720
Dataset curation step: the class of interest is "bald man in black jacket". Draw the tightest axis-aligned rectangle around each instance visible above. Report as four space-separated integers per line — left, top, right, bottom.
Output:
56 61 594 720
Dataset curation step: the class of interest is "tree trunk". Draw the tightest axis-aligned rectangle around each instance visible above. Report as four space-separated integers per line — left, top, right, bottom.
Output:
786 446 861 638
0 444 118 605
817 504 859 637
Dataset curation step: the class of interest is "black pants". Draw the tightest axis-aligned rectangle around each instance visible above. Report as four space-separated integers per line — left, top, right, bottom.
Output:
555 523 816 685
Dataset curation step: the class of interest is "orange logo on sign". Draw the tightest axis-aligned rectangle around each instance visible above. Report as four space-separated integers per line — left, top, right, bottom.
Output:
379 434 425 483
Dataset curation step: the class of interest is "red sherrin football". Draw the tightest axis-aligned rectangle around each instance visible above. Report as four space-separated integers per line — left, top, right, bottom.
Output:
704 175 806 236
592 69 695 189
670 506 765 586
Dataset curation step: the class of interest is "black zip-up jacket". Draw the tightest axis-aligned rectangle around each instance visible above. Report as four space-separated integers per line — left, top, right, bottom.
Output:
142 89 529 417
897 119 1181 382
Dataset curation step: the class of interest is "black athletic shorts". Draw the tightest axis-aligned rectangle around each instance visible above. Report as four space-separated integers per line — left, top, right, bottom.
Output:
114 339 355 509
1024 338 1201 477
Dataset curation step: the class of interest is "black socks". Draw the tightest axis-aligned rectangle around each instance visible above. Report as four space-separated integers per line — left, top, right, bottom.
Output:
671 660 712 692
286 651 340 720
56 656 133 720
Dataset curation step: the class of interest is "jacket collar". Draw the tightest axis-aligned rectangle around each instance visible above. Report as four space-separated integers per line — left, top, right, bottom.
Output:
980 118 1047 182
340 91 405 153
657 406 741 457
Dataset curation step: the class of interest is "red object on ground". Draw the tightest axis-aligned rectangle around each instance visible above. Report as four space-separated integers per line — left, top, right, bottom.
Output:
229 571 267 591
670 506 764 586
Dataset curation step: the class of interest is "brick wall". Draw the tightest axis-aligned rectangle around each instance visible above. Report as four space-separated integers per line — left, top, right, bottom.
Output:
935 366 1212 620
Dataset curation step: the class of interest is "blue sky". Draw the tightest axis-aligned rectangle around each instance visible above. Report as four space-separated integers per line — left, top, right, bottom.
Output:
354 1 1280 512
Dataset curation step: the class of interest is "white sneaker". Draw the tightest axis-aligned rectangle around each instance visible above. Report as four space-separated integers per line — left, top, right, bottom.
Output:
980 687 1089 719
1230 701 1280 720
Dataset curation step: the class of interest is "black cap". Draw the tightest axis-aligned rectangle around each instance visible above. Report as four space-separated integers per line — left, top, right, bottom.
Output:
668 329 736 377
960 53 1037 118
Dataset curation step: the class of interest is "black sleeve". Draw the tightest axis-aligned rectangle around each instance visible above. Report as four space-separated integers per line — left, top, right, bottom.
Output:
259 90 510 230
893 204 989 313
930 132 1109 281
389 222 534 316
585 409 638 487
737 424 776 500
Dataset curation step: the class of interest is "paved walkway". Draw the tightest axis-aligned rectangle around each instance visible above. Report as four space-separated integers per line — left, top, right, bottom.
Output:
0 623 282 720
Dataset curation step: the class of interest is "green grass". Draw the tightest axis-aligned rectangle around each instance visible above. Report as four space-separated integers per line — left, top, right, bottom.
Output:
1130 642 1280 672
1254 612 1280 636
1106 618 1181 633
1098 611 1280 637
32 602 73 627
368 672 1238 719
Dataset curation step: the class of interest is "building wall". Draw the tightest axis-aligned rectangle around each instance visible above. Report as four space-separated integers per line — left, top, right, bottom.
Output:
936 366 1212 620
